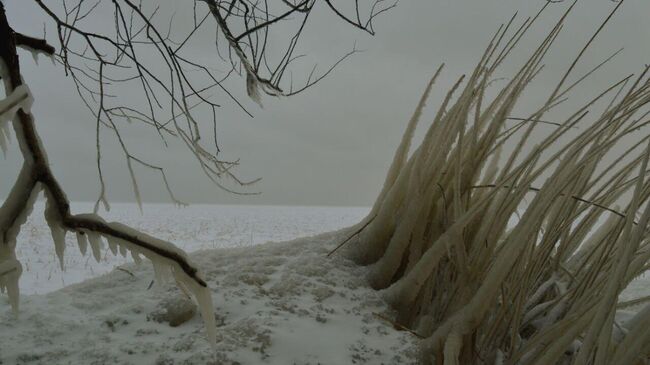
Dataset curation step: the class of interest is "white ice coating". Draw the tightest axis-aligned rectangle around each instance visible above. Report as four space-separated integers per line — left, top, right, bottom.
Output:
106 236 118 256
106 221 191 259
60 216 217 345
86 231 103 263
131 249 143 265
0 258 22 315
0 48 214 346
151 258 172 286
2 154 215 346
246 73 263 107
0 84 33 155
0 119 10 155
0 179 41 316
119 243 127 257
16 45 56 67
100 222 216 345
0 84 33 122
44 191 67 271
171 262 217 347
74 231 88 256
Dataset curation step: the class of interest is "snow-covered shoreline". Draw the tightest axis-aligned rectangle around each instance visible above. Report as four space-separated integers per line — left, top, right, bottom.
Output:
11 202 369 295
4 202 650 364
0 230 417 364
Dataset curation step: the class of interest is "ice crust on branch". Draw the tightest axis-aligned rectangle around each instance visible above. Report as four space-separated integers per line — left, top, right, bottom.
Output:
0 84 32 154
0 177 40 315
0 15 217 345
79 218 218 345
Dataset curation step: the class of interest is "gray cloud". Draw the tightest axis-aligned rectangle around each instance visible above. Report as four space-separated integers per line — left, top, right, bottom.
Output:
2 0 650 207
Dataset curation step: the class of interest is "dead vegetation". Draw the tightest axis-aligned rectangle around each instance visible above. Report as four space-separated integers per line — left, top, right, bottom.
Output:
345 2 650 364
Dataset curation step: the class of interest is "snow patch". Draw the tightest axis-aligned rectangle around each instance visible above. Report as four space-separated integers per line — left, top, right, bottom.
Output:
0 231 417 364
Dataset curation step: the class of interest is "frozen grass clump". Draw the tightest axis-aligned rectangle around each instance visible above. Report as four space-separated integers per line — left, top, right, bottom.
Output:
343 3 650 364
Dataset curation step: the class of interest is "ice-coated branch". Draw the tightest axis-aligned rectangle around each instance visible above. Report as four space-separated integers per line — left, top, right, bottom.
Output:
0 2 216 344
0 85 32 121
198 0 384 104
26 0 389 204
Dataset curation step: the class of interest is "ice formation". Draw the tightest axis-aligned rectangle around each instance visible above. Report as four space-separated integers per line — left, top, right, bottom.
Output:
0 85 217 345
344 5 650 363
86 231 103 263
0 84 32 154
0 258 21 315
75 231 88 256
16 44 56 66
50 217 219 345
0 179 40 315
43 190 67 271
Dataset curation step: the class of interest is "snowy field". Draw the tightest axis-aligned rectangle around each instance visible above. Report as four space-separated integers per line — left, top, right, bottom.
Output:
1 204 419 365
3 202 650 364
14 202 369 295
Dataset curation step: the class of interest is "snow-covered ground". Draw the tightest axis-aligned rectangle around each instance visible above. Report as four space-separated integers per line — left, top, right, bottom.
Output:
1 204 418 365
3 202 650 364
13 202 368 295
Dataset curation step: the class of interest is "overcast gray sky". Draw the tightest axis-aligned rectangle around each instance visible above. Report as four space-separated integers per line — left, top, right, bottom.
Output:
2 0 650 207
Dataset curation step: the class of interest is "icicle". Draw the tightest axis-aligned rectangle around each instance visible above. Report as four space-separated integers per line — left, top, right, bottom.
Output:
81 221 216 344
107 222 190 259
131 249 142 265
87 232 103 263
2 181 41 255
119 244 127 258
17 45 43 65
172 265 217 347
1 117 11 137
51 225 66 271
150 258 170 286
0 119 11 157
246 72 263 107
106 236 118 256
75 231 88 256
0 258 22 316
174 271 193 299
0 125 7 156
152 260 163 285
30 50 39 65
144 253 172 284
44 191 66 271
